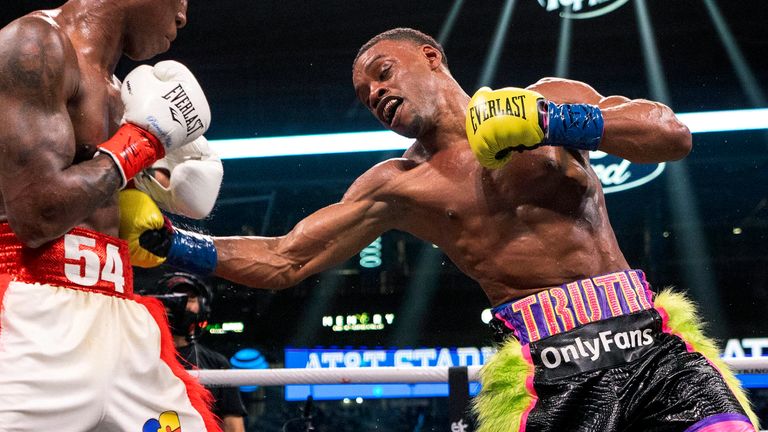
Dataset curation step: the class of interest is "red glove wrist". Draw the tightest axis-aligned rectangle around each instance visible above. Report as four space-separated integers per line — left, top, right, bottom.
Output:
98 123 165 187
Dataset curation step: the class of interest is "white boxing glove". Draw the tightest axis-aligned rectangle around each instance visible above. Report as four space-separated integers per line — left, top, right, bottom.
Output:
121 60 211 150
134 136 223 219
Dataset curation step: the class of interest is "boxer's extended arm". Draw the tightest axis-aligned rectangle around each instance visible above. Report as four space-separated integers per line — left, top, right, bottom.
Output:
527 77 691 163
0 20 122 247
121 161 401 289
213 192 394 289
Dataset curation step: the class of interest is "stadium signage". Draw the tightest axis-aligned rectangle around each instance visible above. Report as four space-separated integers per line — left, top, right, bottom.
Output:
723 338 768 358
538 0 630 19
322 312 395 332
290 347 497 369
590 150 665 194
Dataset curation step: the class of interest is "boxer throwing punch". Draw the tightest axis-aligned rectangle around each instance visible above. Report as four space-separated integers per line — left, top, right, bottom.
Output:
0 1 223 430
123 28 758 431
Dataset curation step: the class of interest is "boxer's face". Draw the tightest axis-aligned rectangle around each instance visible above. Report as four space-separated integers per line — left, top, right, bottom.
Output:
123 0 188 60
353 40 439 139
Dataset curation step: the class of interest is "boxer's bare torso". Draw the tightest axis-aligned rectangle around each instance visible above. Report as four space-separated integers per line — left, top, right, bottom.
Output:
361 140 628 306
0 12 122 235
0 2 184 247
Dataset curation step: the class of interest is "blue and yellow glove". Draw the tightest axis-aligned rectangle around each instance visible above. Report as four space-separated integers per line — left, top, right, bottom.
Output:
466 87 604 168
119 189 217 274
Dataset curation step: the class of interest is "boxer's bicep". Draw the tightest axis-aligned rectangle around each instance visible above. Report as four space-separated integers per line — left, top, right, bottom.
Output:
528 78 629 109
280 164 400 283
289 198 393 279
527 77 690 163
527 78 603 105
0 26 77 215
0 22 120 246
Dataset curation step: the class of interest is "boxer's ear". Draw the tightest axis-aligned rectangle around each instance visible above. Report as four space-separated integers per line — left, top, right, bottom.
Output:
421 45 442 70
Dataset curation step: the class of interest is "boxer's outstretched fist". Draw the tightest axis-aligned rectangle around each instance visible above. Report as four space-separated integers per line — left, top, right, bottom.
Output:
119 189 218 274
118 189 168 268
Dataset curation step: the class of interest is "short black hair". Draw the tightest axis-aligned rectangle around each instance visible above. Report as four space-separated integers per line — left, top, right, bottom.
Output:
353 28 448 70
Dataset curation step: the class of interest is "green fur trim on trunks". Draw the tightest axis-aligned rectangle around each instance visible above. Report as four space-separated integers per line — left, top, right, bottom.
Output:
655 289 760 430
472 336 535 432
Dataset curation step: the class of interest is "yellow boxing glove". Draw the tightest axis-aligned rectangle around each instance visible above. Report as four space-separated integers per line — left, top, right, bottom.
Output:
118 189 167 268
465 87 545 169
466 86 605 169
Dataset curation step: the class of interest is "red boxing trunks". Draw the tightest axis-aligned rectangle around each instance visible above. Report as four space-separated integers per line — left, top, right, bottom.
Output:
0 223 220 431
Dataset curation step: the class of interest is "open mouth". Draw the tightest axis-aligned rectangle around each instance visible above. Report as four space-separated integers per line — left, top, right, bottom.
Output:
379 97 403 126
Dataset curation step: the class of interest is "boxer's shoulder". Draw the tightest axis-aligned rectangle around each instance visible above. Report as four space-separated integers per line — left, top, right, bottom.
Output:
342 157 416 204
0 14 79 97
0 14 71 59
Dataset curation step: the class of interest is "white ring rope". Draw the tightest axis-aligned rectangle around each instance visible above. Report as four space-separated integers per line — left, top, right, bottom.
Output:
190 357 768 387
190 366 479 387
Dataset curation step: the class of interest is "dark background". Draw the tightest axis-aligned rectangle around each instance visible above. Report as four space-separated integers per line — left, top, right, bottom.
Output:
3 1 768 429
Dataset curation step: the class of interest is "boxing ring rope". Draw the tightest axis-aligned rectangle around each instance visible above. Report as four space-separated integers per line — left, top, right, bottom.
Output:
190 357 768 387
191 366 481 387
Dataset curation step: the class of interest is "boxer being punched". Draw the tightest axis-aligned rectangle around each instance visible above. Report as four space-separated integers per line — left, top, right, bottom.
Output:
124 28 757 431
0 1 222 430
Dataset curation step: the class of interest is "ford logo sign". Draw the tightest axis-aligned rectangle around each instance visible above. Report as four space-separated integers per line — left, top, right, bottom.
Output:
538 0 630 19
589 150 665 194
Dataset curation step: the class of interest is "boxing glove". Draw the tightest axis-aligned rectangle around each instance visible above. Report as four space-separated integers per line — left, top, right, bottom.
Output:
100 61 211 187
133 136 223 219
466 87 604 169
119 189 217 274
118 189 168 268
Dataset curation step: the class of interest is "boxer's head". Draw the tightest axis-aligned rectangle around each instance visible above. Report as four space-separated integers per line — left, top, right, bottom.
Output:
353 28 448 70
353 28 452 139
120 0 189 60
